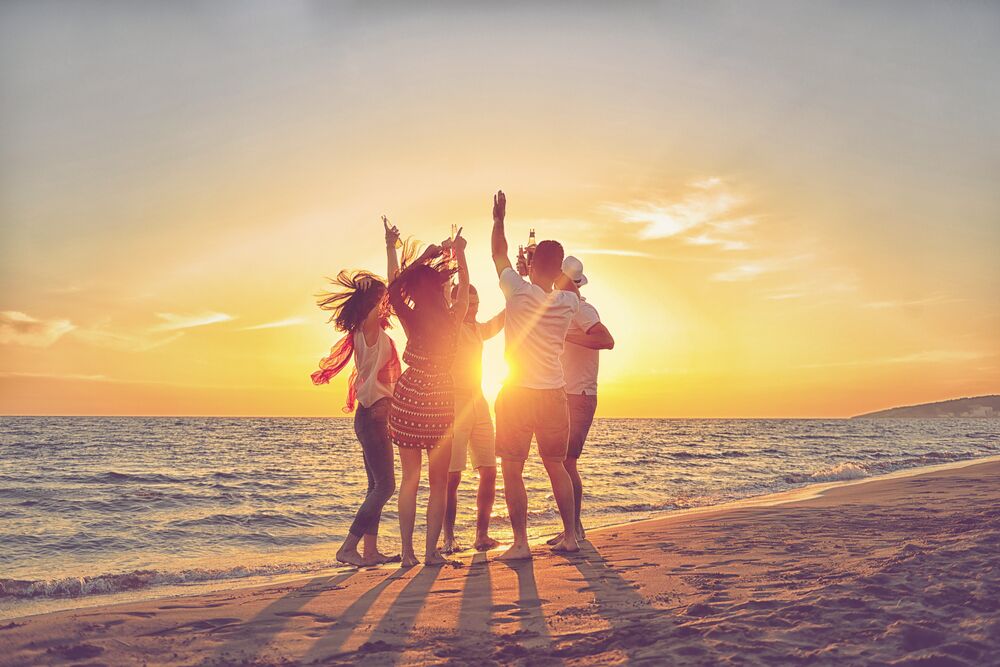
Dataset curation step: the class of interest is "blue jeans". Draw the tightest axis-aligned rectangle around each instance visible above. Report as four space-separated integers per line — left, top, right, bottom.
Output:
349 397 396 537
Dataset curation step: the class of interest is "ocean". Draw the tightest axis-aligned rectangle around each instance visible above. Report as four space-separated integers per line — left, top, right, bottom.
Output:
1 416 997 620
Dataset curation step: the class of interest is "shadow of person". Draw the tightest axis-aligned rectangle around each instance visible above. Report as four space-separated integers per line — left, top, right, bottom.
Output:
299 567 409 662
493 556 565 664
342 563 445 665
211 571 356 664
457 551 492 636
557 541 668 657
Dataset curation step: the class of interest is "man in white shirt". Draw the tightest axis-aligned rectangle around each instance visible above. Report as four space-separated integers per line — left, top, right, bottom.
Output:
490 189 582 560
548 255 614 546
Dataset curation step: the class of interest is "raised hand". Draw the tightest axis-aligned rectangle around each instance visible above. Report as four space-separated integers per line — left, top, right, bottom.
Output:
357 275 374 291
420 243 443 262
383 215 401 248
452 226 467 252
493 190 506 225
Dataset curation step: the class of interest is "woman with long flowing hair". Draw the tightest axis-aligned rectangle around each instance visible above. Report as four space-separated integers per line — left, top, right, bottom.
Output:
388 229 470 567
310 219 404 567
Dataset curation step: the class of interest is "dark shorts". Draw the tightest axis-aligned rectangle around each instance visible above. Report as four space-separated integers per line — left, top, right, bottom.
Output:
567 393 598 459
495 386 570 462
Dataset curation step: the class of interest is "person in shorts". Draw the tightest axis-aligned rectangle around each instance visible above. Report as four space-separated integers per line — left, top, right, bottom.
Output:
548 255 614 546
489 189 581 560
442 284 505 553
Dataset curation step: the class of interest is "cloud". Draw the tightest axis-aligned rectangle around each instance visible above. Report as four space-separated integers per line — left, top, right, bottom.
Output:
862 294 960 310
72 327 185 352
239 317 306 331
799 349 989 369
606 178 754 249
0 311 76 347
152 312 233 331
571 248 658 258
712 263 768 282
0 371 112 382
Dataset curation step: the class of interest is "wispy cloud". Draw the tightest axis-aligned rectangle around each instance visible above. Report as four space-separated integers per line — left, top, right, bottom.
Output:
239 317 306 331
571 248 658 258
605 178 754 250
152 312 233 332
0 311 75 347
862 293 961 310
799 349 988 369
0 371 113 382
72 327 184 352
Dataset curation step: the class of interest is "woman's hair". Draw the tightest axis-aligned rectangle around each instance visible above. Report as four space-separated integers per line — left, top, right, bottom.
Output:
316 270 388 333
389 239 457 343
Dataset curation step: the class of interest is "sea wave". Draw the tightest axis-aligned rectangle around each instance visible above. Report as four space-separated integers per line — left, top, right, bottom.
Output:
785 462 869 484
0 562 333 601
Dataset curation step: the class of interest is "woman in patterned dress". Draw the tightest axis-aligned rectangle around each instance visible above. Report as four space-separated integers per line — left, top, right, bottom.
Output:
388 230 470 567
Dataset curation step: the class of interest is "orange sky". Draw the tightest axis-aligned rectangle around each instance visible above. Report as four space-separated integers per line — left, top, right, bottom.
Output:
1 3 998 417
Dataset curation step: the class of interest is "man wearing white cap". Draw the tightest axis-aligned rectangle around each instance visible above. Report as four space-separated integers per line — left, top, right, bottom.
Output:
549 255 614 545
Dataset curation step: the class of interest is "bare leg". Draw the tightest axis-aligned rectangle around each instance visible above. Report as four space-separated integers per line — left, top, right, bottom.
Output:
442 471 462 553
564 457 585 539
424 444 451 565
474 466 499 550
361 533 399 566
335 532 365 567
542 458 579 553
397 447 422 568
497 458 531 561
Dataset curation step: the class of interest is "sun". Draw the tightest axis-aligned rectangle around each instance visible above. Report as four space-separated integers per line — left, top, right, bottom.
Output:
480 347 509 405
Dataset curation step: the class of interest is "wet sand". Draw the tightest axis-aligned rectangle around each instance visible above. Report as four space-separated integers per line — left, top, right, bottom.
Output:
1 459 997 666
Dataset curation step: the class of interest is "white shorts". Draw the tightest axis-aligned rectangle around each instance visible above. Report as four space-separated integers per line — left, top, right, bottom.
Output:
449 389 497 473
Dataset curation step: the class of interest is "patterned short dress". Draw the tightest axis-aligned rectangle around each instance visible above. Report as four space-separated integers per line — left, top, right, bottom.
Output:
389 338 456 450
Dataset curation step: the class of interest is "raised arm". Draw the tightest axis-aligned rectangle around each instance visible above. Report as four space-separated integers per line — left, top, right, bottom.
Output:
383 216 400 280
388 243 442 334
450 229 471 326
566 321 615 350
491 190 512 277
554 271 581 297
479 309 505 340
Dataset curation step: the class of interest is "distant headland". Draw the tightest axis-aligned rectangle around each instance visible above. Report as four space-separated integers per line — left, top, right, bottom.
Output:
853 395 999 419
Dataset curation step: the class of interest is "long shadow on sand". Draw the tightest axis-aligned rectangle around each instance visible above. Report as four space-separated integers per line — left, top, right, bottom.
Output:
457 551 492 635
495 556 564 664
210 571 356 664
300 567 408 662
337 563 445 665
553 541 678 660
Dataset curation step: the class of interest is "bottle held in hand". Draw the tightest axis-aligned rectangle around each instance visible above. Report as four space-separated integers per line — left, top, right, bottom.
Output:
517 245 529 276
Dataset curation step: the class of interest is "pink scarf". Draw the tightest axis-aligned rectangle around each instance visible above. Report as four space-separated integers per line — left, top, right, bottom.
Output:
311 328 401 413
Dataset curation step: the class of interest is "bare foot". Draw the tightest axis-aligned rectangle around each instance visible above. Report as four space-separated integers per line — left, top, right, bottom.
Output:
336 548 365 567
424 551 447 566
400 552 419 568
441 537 463 554
496 542 532 561
551 536 580 553
362 551 401 566
546 532 564 546
474 535 500 551
577 524 586 541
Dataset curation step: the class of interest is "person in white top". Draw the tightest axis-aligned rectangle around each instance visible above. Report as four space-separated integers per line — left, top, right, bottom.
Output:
490 189 582 561
309 218 404 567
548 255 614 546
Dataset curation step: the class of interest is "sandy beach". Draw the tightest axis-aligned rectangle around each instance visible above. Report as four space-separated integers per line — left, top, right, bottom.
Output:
2 458 997 666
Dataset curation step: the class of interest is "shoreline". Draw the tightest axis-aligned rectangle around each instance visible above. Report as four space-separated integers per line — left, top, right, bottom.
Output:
1 456 997 665
4 452 999 623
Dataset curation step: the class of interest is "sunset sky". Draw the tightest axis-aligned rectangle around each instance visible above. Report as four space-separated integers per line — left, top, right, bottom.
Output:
1 1 998 417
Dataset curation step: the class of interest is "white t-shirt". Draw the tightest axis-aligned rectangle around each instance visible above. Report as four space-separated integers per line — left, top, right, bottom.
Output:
561 297 602 395
499 267 580 390
353 329 395 408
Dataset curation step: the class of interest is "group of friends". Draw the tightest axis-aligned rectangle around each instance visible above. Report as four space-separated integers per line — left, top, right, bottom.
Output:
312 190 614 567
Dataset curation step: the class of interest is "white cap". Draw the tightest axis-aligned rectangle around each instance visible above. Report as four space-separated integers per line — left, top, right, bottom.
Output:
561 255 588 287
